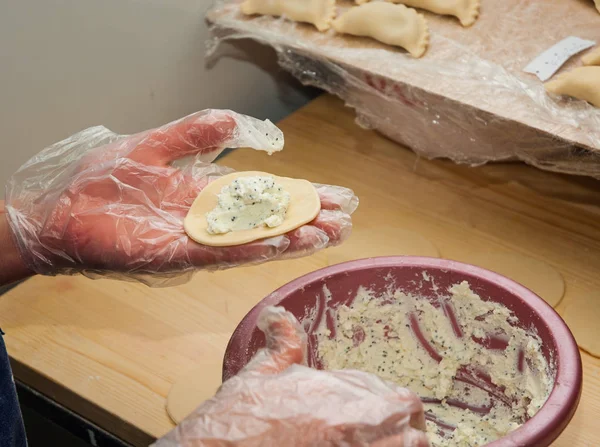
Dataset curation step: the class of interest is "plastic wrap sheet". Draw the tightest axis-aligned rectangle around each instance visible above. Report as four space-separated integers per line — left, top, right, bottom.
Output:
207 0 600 178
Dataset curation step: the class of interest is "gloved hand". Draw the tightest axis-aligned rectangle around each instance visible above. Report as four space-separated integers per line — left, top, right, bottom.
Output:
5 110 357 286
153 306 430 447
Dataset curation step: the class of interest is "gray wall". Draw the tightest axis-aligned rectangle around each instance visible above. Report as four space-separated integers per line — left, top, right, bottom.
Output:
0 0 315 186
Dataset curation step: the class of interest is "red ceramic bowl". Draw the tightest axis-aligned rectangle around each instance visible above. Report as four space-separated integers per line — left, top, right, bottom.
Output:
223 257 582 446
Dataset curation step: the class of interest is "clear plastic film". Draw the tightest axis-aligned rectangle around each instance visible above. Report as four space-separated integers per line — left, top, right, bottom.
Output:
5 110 358 287
153 306 429 447
207 0 600 178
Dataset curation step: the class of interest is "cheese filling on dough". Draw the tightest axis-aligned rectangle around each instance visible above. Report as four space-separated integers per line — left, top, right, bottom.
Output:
316 281 553 447
206 176 291 234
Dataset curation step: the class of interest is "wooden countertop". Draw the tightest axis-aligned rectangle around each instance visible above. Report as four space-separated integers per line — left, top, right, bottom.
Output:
2 95 600 446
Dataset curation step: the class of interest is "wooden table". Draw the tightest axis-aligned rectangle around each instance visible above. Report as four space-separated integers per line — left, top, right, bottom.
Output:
2 95 600 446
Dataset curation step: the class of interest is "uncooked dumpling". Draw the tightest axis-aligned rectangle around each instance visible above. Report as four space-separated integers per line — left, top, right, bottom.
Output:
387 0 480 27
240 0 336 31
582 47 600 66
184 171 321 247
332 2 430 58
545 66 600 108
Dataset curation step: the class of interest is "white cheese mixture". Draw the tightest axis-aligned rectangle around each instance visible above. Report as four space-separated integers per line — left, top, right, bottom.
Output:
316 281 553 447
206 176 291 234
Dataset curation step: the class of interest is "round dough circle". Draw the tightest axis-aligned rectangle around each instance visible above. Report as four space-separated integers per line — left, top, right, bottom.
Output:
184 171 321 247
464 252 565 307
561 292 600 357
166 366 222 424
327 227 439 266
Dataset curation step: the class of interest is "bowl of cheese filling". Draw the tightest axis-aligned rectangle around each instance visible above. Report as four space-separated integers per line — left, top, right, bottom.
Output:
223 257 582 447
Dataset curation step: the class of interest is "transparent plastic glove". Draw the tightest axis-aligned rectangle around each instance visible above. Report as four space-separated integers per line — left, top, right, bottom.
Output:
153 306 430 447
5 111 358 286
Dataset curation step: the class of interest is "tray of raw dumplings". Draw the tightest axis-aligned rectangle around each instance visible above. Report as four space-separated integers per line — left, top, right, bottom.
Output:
207 0 600 178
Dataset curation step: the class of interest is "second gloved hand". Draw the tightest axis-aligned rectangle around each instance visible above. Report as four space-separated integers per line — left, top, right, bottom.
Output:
5 111 358 286
154 306 430 447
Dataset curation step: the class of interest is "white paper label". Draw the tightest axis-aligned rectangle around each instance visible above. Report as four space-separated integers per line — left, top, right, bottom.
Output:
523 36 596 81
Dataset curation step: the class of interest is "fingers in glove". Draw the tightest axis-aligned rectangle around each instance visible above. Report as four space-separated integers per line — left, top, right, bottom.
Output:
316 184 359 215
279 225 330 260
243 306 307 375
371 428 431 447
128 111 237 167
178 194 351 268
332 370 427 432
274 208 352 260
311 209 353 247
182 209 352 267
390 386 427 431
335 421 430 447
185 235 290 270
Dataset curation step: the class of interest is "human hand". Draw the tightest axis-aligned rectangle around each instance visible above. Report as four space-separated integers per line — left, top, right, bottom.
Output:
5 111 357 286
153 306 430 447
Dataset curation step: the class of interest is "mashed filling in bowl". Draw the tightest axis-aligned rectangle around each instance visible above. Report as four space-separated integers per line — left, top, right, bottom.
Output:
315 281 554 447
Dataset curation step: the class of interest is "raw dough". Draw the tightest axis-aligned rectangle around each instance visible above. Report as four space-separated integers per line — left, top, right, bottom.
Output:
166 366 222 424
240 0 336 31
387 0 481 27
316 282 553 447
185 171 320 247
582 46 600 66
332 2 430 58
545 66 600 108
561 292 600 357
327 227 439 265
463 252 565 307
